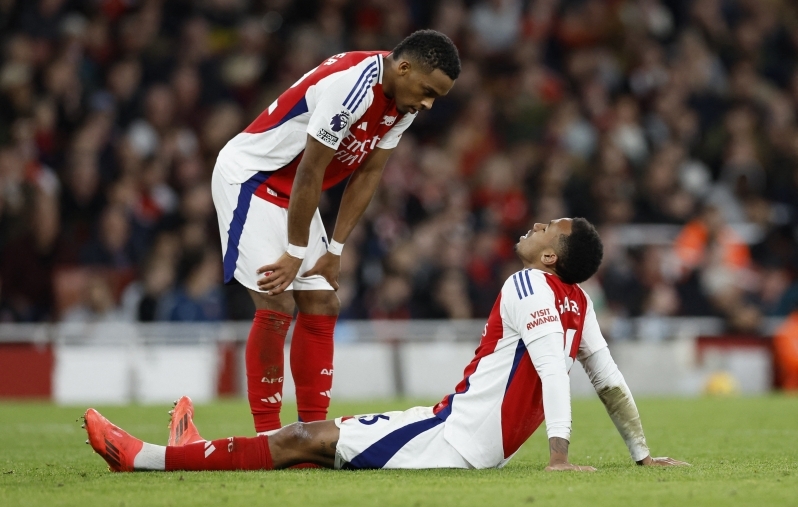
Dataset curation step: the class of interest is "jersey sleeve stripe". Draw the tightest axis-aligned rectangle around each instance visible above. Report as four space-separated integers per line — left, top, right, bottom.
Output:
518 273 529 297
376 53 383 83
523 270 535 295
512 274 523 299
348 68 378 112
343 61 377 110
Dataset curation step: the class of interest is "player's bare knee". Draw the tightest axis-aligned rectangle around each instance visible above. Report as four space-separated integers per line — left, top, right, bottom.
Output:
294 290 340 316
320 291 340 315
248 289 295 314
270 422 315 455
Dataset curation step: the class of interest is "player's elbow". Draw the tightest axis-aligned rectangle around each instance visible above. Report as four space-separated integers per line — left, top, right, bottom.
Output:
534 354 569 382
585 348 626 390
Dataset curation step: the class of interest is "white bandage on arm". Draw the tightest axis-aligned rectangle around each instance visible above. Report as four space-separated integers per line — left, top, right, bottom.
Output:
327 239 344 255
580 347 650 462
286 243 307 260
527 333 572 441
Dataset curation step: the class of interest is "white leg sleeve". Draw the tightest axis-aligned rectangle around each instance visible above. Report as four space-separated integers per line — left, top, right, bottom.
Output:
580 347 650 462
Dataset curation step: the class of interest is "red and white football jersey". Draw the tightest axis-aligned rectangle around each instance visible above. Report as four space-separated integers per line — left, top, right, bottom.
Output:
215 51 416 208
433 268 603 469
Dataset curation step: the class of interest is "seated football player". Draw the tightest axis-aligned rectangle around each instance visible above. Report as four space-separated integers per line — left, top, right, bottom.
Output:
83 218 689 472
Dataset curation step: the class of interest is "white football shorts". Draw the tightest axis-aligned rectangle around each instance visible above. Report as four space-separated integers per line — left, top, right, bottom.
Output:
334 406 477 469
211 166 333 293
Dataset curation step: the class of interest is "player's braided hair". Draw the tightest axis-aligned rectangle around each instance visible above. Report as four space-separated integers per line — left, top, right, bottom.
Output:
392 29 461 80
555 218 603 285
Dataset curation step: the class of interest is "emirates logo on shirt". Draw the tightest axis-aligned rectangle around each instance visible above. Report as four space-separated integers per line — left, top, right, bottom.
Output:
334 132 382 166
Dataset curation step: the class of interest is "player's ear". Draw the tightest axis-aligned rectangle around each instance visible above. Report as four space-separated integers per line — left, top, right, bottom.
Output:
397 59 411 76
540 248 557 267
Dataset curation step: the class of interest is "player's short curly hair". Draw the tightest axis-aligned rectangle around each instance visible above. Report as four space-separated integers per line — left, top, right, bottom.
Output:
555 218 603 285
392 29 461 80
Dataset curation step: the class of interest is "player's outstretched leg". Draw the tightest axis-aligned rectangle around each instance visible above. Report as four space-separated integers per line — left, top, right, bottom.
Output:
168 396 205 446
84 408 146 472
84 408 339 472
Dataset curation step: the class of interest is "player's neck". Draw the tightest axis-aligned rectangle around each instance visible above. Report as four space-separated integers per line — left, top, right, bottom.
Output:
524 262 558 278
382 54 396 99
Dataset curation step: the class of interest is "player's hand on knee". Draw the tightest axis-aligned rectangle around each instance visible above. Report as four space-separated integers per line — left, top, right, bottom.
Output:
545 462 597 472
637 456 691 467
301 252 341 291
257 253 303 295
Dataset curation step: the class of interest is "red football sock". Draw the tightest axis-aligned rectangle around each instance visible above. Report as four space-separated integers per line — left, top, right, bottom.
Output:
290 312 336 422
165 436 273 471
246 309 292 432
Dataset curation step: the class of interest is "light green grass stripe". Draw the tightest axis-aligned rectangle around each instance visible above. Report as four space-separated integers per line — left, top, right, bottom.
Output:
1 397 796 507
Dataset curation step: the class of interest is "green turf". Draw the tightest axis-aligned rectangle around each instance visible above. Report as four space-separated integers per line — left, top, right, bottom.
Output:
0 396 796 507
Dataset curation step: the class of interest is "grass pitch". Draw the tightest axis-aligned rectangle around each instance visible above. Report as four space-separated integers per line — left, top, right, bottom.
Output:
0 396 796 507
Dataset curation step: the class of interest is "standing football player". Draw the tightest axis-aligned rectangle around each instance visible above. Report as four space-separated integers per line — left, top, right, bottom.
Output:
211 30 460 433
84 218 689 472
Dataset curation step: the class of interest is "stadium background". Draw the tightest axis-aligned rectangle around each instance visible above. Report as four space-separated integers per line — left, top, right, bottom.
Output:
0 0 797 402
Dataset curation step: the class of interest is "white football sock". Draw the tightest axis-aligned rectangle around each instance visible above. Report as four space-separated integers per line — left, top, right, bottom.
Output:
133 443 167 470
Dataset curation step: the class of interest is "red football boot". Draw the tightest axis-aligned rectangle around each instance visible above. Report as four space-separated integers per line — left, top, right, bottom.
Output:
168 396 205 446
83 408 143 472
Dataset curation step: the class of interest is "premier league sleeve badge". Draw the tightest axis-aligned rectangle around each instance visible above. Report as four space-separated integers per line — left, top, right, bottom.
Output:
330 110 351 132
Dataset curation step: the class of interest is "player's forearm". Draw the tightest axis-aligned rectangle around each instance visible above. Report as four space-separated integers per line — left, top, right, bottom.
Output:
287 165 324 246
527 333 572 442
540 368 572 442
597 384 649 463
581 348 650 462
331 157 386 243
287 137 335 247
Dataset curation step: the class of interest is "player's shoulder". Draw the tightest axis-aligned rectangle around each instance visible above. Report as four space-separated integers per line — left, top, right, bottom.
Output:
310 52 385 110
501 268 595 303
502 269 556 304
317 51 385 77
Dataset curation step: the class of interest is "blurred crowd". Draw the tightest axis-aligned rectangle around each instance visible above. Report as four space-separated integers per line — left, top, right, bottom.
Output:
1 0 798 334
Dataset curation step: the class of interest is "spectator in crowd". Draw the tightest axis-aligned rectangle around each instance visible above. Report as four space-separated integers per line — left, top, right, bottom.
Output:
80 204 136 268
120 255 176 322
62 272 127 324
0 189 74 321
160 248 224 322
0 0 796 338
